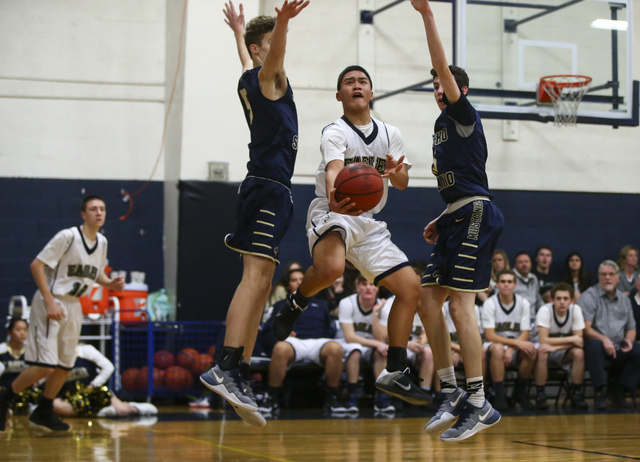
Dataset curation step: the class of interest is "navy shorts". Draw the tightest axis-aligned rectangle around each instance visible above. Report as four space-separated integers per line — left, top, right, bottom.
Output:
224 176 294 264
422 199 504 292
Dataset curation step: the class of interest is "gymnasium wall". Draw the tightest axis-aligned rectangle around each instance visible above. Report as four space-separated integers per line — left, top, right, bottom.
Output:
177 181 639 321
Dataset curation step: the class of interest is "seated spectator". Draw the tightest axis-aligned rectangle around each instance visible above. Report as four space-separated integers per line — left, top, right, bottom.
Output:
476 249 510 304
265 260 303 311
334 274 393 414
581 260 640 410
482 270 536 411
533 283 588 410
0 318 35 415
629 276 640 329
380 295 434 400
442 300 485 385
616 245 639 296
562 251 592 303
513 252 543 316
531 246 563 303
53 343 157 418
259 268 345 415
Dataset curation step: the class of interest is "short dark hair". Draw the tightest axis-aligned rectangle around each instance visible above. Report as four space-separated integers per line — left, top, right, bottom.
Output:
536 245 553 256
81 195 105 212
430 65 469 89
244 15 276 55
287 268 304 281
496 269 516 282
337 65 372 91
355 273 369 285
515 251 531 261
550 282 574 300
7 316 27 332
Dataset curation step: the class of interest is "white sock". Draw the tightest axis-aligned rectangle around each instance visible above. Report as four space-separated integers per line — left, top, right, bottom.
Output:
466 376 485 407
438 367 457 393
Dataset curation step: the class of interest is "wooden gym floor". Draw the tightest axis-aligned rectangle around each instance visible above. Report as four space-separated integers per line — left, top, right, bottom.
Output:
2 406 640 461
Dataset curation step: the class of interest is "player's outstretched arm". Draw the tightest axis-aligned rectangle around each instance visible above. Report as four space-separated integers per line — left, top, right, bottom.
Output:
259 0 309 96
411 0 460 104
223 2 253 72
382 154 409 190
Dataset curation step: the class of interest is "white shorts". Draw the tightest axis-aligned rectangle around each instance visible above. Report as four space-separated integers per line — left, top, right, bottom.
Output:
306 198 409 284
483 342 519 367
285 338 338 367
334 338 374 363
25 292 83 369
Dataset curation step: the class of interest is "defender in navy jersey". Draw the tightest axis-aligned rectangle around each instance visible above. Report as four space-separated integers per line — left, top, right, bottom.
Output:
199 1 309 428
412 0 503 442
0 195 125 432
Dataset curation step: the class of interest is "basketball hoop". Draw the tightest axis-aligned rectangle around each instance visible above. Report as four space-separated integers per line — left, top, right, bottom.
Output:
537 75 592 126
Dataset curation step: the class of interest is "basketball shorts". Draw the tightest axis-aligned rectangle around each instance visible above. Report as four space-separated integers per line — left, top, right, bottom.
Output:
334 338 374 363
547 348 572 369
225 176 294 264
25 291 83 369
422 199 504 292
307 198 409 285
483 342 522 368
285 337 338 367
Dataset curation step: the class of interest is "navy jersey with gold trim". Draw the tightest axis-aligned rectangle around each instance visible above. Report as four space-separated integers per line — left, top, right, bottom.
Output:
432 93 492 204
237 67 298 188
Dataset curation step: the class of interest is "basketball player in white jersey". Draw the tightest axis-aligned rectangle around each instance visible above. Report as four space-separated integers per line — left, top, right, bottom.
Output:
482 270 536 411
0 195 125 431
533 282 588 410
273 66 431 406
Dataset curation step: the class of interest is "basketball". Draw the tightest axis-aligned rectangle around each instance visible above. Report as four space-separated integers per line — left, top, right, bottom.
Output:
154 350 174 370
121 367 141 392
139 366 164 389
164 365 193 391
176 347 199 369
334 162 384 212
191 353 213 375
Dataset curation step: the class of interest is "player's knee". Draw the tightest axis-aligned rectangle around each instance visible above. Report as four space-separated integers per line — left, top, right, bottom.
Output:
272 341 293 359
572 348 584 360
490 344 504 358
323 341 342 358
35 365 55 379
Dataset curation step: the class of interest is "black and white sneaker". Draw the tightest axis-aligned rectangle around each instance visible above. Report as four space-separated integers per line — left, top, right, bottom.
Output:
375 368 432 406
200 365 258 412
29 406 70 431
324 394 346 413
272 293 306 341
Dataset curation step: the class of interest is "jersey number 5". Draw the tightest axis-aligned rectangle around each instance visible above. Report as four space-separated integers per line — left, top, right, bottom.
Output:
239 88 253 125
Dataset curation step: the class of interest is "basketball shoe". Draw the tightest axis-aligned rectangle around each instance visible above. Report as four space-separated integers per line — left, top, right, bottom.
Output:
200 365 258 412
345 392 359 413
439 399 501 442
235 373 266 427
324 394 346 413
29 405 70 431
375 368 432 405
424 387 467 434
272 293 306 341
0 388 11 431
374 392 395 413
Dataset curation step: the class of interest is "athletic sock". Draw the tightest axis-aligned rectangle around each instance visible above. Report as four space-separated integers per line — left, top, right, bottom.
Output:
386 346 407 372
37 395 54 411
219 346 244 371
292 290 310 309
536 385 545 395
438 366 457 393
326 386 340 398
267 386 281 400
466 376 485 407
347 382 358 394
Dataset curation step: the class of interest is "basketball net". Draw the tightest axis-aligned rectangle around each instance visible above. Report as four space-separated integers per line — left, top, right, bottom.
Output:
539 75 592 126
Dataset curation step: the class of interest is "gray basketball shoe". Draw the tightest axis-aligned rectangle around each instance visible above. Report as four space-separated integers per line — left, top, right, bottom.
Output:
439 399 501 442
424 387 467 434
200 365 258 412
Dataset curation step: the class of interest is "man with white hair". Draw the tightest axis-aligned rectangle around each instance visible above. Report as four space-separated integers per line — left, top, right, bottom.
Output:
580 260 640 410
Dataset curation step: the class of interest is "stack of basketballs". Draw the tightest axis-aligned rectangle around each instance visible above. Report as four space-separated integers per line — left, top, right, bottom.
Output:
120 346 215 394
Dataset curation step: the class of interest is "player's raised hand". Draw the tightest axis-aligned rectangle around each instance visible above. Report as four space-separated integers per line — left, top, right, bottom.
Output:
328 188 363 216
410 0 432 13
381 154 405 179
275 0 310 20
223 1 245 33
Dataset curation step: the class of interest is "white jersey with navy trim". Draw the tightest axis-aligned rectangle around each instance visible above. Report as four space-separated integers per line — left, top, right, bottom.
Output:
37 226 108 300
338 293 379 340
315 116 410 216
380 296 423 341
536 303 585 337
482 293 530 339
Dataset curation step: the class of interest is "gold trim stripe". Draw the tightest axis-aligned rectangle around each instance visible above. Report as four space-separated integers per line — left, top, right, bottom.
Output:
252 242 272 249
256 220 275 227
260 209 276 216
455 265 474 271
453 277 474 283
459 253 476 260
253 231 273 238
462 242 478 248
